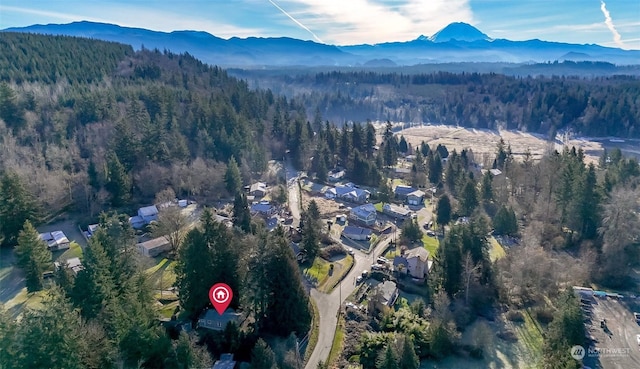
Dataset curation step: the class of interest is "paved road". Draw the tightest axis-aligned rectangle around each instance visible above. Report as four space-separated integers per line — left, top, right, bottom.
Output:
583 296 640 369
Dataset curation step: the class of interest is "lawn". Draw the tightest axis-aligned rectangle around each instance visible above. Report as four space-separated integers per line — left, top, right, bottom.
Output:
489 236 506 262
327 314 346 366
511 309 544 365
57 242 83 261
304 254 354 293
421 234 439 256
374 202 383 212
145 258 177 291
303 257 331 286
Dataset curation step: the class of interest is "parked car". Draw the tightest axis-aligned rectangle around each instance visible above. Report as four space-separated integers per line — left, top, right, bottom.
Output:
377 256 390 264
637 334 640 346
634 312 640 322
356 276 363 284
426 230 436 237
371 264 382 271
347 248 355 255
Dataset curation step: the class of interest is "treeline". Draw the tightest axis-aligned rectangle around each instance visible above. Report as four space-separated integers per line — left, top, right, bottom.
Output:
0 33 311 221
0 210 312 368
250 69 640 138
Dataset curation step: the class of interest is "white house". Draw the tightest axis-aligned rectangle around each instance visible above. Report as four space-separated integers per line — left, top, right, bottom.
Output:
407 190 425 206
405 247 430 279
54 257 84 275
382 203 411 219
138 205 159 223
137 237 172 257
328 170 346 182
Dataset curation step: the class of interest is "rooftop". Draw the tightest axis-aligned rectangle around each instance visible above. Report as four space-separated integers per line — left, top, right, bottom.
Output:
137 237 169 251
405 247 429 262
138 205 159 217
343 225 372 236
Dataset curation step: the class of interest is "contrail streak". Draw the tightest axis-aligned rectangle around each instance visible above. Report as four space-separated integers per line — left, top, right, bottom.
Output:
267 0 324 43
600 0 625 48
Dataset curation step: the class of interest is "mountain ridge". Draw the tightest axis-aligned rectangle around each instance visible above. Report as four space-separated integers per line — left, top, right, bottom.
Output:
3 21 640 66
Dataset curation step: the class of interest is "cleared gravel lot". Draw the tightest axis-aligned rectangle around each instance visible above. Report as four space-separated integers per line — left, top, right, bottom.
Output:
582 295 640 369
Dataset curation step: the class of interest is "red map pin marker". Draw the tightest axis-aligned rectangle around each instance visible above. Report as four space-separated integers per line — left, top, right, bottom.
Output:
209 283 233 315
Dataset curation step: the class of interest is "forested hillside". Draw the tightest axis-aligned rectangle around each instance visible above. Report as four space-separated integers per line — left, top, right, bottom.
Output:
235 68 640 138
0 32 309 223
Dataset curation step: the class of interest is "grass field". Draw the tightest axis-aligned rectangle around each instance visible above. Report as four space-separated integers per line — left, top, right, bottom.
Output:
321 255 354 293
57 242 83 261
421 234 439 256
488 236 506 262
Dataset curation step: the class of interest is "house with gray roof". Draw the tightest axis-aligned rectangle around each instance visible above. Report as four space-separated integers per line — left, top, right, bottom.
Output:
349 203 377 226
197 308 241 331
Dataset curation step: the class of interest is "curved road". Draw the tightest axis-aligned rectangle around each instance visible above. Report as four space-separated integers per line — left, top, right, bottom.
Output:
284 168 392 369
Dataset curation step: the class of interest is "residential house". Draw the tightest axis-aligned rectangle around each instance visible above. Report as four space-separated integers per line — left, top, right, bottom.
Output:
54 257 84 275
129 216 146 229
87 224 99 237
342 226 373 241
250 201 275 215
39 231 70 251
349 204 377 226
394 185 417 200
489 168 502 176
138 205 159 223
382 204 411 219
328 169 346 182
137 237 172 257
213 353 236 369
407 190 425 206
197 308 241 331
404 247 430 279
370 281 399 312
249 182 267 197
325 183 370 203
393 167 411 177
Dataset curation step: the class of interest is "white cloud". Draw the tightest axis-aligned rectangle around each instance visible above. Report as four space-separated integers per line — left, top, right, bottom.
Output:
277 0 474 44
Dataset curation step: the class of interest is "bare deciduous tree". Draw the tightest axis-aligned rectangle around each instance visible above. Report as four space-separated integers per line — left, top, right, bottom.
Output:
151 206 188 253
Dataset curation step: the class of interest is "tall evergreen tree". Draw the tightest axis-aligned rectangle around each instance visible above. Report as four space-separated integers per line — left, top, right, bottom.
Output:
233 192 252 233
398 335 419 369
480 170 493 203
177 210 240 318
105 152 131 207
14 287 85 369
428 152 443 185
460 179 479 216
250 338 278 369
436 195 452 236
15 220 52 292
262 228 311 336
225 156 243 196
376 343 398 369
0 303 18 366
0 172 38 247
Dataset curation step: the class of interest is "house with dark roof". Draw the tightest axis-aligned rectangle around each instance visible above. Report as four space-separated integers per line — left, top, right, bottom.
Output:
349 203 377 226
403 247 430 279
213 353 236 369
197 308 241 331
394 185 417 200
342 226 373 241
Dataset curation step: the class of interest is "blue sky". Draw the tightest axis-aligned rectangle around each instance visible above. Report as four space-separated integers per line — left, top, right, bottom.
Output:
1 0 638 49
